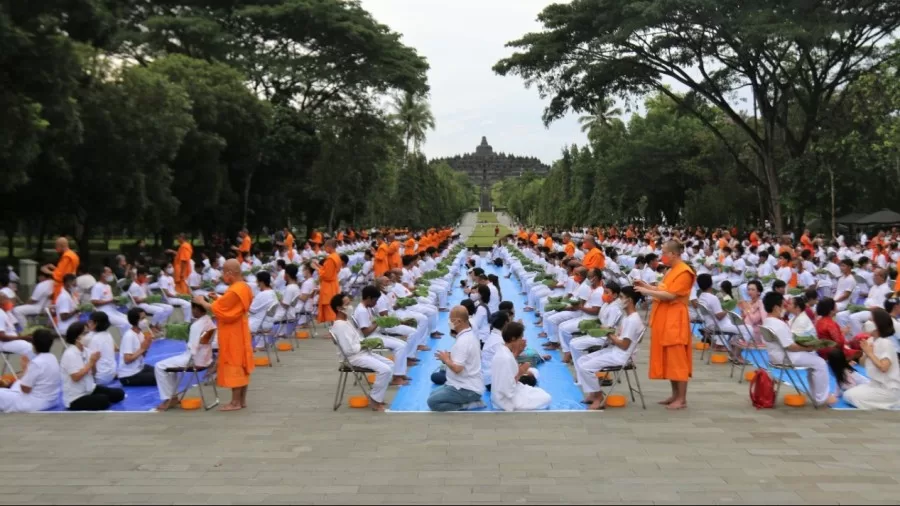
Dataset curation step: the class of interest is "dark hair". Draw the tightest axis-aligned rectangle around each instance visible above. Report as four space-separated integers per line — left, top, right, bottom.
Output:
804 287 819 302
763 291 784 313
605 280 621 295
487 274 502 301
840 259 855 269
477 284 491 304
697 273 713 291
621 285 642 306
276 259 286 268
499 301 514 313
127 307 145 326
645 253 658 263
32 329 54 354
885 297 900 314
501 321 525 343
361 285 381 301
792 295 807 311
256 271 272 286
63 273 76 284
329 292 347 313
65 322 86 345
826 346 853 387
720 281 734 299
460 299 476 315
872 308 895 338
747 279 763 294
816 297 836 317
89 311 110 332
339 254 349 265
285 264 299 281
490 310 510 330
772 279 787 290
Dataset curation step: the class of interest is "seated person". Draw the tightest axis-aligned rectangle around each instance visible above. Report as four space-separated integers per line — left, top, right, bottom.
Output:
575 286 645 410
843 309 900 410
0 292 35 359
696 273 740 356
90 268 130 335
55 274 81 335
330 293 393 412
481 310 510 391
248 271 280 334
158 263 192 321
118 308 156 386
128 268 173 327
762 292 836 407
60 322 125 411
11 271 53 329
427 305 485 412
155 302 216 410
490 321 551 411
86 312 118 385
0 330 60 412
352 285 410 385
815 298 854 360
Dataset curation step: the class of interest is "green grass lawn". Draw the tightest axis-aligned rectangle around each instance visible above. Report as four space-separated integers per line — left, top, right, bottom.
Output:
476 211 498 223
466 222 512 248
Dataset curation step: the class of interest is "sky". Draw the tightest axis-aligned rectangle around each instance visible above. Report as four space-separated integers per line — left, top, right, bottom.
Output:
361 0 585 166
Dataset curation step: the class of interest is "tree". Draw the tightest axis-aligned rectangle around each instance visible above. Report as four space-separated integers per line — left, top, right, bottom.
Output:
390 91 436 155
578 98 621 135
494 0 900 232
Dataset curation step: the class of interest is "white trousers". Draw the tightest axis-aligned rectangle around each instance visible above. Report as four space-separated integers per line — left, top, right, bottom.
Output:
770 351 831 404
375 334 410 376
154 353 191 400
0 382 55 413
843 382 900 410
167 298 192 321
349 352 393 403
0 340 35 359
545 311 580 343
528 285 552 308
410 304 438 332
98 305 130 335
394 310 429 346
139 303 174 326
575 350 627 394
12 304 42 329
559 316 591 353
570 336 608 365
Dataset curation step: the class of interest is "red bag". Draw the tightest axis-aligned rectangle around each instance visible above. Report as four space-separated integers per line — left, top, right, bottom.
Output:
749 369 775 409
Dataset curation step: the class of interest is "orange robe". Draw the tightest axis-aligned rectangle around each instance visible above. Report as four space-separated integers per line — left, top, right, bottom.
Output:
564 241 575 257
543 237 554 249
174 241 193 295
388 241 401 269
583 247 606 270
648 262 695 382
405 238 416 254
285 233 294 252
529 233 538 245
749 232 760 248
212 282 254 388
238 236 251 263
51 250 80 302
374 242 390 278
317 252 341 323
310 231 323 245
800 234 813 254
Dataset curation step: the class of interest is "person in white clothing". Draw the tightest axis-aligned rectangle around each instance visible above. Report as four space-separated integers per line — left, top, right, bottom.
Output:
60 322 124 411
0 330 60 412
297 263 319 325
696 273 740 352
248 272 280 334
117 308 157 386
280 265 302 323
128 268 173 327
490 321 551 411
90 268 130 335
0 295 36 360
427 305 485 412
762 292 836 407
373 276 429 353
158 264 192 321
12 271 53 328
837 268 892 336
468 285 492 344
558 272 611 363
843 309 900 410
54 274 81 335
85 312 118 386
833 259 857 311
353 286 411 383
482 310 511 389
575 286 645 410
569 282 624 365
330 293 393 411
154 303 216 410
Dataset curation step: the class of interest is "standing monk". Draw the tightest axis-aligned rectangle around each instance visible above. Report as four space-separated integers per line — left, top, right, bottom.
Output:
373 236 390 278
193 259 254 411
172 234 193 295
315 240 341 324
232 229 251 264
43 237 80 303
635 240 695 410
387 234 401 270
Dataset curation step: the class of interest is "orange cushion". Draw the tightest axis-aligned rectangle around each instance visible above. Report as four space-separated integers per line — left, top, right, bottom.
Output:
710 353 729 364
296 330 310 339
276 342 293 352
744 371 757 382
595 372 610 380
694 342 710 351
784 394 806 407
606 394 627 408
254 356 271 367
180 397 202 410
348 396 369 408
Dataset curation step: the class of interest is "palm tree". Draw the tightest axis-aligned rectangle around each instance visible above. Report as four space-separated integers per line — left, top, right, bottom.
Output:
578 98 622 133
390 91 435 155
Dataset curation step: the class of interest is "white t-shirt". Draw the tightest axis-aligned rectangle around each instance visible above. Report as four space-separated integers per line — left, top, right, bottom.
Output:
481 328 505 386
331 320 362 359
55 289 78 334
19 353 61 408
282 283 301 319
87 331 117 384
865 282 893 309
835 275 857 311
864 338 900 391
127 282 147 300
0 309 16 336
583 286 604 309
763 316 800 363
352 303 375 330
118 329 145 378
445 328 484 395
249 289 279 331
90 282 115 307
28 279 54 306
60 346 95 408
158 274 176 296
299 278 317 313
471 304 491 343
188 315 214 367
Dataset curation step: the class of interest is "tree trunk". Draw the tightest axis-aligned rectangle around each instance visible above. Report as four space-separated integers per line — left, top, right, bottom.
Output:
328 204 336 233
75 220 91 269
5 226 14 259
762 151 784 235
35 214 47 261
242 169 254 230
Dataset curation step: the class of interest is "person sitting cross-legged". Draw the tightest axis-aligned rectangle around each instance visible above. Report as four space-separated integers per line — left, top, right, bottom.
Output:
490 321 551 411
117 307 157 386
60 322 125 411
0 330 61 413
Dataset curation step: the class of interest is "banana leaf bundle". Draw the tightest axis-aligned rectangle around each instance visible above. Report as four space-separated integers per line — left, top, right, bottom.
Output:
793 335 836 349
165 322 191 341
578 319 602 333
541 279 557 288
241 271 251 277
402 318 418 327
759 275 775 284
201 280 216 290
250 265 263 274
20 325 48 337
721 299 737 311
423 268 449 279
374 316 401 329
360 337 384 350
544 302 567 312
847 304 867 314
175 294 192 301
116 295 130 306
816 268 830 275
77 303 95 313
524 265 543 273
548 296 566 304
586 327 613 338
787 288 804 296
145 294 163 304
396 297 417 308
351 264 363 274
414 287 430 298
417 280 431 287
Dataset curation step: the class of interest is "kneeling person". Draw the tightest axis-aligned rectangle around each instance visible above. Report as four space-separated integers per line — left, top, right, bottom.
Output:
490 321 551 411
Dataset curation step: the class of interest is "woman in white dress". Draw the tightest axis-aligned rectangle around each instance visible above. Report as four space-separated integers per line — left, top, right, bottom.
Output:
297 263 319 325
0 329 60 412
490 321 551 411
843 309 900 410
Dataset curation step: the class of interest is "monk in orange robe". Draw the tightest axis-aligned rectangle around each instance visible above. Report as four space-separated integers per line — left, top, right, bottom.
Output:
310 229 323 246
542 231 553 249
749 230 760 248
800 230 814 254
173 233 193 295
562 233 576 257
405 236 416 255
282 227 294 252
582 235 606 270
636 240 695 410
316 240 341 323
194 259 254 411
232 229 251 263
373 236 390 278
42 237 80 303
387 234 401 269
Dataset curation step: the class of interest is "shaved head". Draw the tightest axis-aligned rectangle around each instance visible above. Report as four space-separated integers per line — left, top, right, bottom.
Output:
55 237 69 252
375 276 390 290
583 235 596 246
324 239 336 251
663 240 684 254
449 305 470 328
222 259 241 285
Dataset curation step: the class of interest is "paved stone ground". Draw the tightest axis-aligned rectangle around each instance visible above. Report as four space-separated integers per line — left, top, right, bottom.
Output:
5 214 900 505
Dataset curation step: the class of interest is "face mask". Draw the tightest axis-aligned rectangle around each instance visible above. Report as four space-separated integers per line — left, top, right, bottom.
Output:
342 304 354 316
139 319 150 331
166 267 174 275
602 294 614 304
105 275 115 283
661 255 672 267
1 301 12 312
470 293 480 302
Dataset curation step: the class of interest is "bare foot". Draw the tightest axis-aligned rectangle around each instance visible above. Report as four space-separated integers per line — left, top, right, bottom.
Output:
824 395 838 407
219 402 242 412
417 345 431 352
155 400 172 411
588 394 606 410
541 354 552 361
562 352 572 364
537 331 547 337
665 401 687 410
371 402 386 412
657 397 676 405
390 378 410 386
